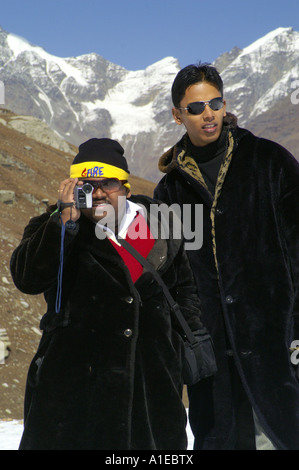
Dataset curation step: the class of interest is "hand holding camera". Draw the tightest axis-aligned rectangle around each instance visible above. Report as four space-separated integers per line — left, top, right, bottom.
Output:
58 178 82 224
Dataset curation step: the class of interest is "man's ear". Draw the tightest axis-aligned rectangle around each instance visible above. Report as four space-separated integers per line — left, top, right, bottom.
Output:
172 107 182 125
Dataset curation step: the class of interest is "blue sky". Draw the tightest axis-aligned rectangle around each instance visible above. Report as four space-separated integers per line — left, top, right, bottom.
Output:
1 0 299 70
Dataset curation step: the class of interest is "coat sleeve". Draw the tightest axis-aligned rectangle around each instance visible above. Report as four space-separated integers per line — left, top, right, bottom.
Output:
279 186 299 340
172 244 218 381
278 153 299 344
172 244 203 333
10 211 79 295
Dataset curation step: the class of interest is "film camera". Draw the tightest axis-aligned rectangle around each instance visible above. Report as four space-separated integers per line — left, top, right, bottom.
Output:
74 183 93 209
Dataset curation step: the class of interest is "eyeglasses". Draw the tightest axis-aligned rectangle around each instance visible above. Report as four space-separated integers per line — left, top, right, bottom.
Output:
178 97 224 115
80 178 126 194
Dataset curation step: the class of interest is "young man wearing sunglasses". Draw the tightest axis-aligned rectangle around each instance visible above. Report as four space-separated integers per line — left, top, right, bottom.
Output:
10 137 207 450
154 63 299 450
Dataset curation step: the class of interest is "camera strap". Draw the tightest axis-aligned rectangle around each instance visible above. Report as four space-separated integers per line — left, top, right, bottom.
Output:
57 200 75 211
116 235 198 346
55 219 66 313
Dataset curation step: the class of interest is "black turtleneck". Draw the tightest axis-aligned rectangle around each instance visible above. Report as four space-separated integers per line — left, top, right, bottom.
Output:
186 126 228 195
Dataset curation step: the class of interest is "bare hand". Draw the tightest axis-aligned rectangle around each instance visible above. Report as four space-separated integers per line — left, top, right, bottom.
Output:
58 178 81 224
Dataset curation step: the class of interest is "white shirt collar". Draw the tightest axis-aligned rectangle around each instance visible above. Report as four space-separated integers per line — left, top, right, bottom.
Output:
96 199 146 245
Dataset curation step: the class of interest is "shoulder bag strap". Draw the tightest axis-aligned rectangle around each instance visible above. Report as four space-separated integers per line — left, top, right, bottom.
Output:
116 236 197 345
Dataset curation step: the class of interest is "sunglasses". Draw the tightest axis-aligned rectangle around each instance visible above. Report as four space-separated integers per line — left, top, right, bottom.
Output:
178 97 224 115
80 178 126 194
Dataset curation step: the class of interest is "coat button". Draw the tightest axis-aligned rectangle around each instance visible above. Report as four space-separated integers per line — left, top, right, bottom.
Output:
225 295 234 304
124 329 133 337
240 350 252 357
124 296 134 304
216 208 223 215
225 349 234 357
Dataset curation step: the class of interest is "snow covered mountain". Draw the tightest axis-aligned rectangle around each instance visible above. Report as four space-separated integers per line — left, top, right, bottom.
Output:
215 27 299 126
0 26 181 180
0 26 298 181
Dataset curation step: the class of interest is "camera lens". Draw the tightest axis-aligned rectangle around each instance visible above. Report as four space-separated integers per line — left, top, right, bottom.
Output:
82 183 93 194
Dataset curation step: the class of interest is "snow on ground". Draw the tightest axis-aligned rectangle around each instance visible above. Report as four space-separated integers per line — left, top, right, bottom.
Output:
0 420 23 450
0 414 194 450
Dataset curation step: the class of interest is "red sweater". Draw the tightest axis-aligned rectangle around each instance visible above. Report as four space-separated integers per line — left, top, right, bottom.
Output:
109 214 155 283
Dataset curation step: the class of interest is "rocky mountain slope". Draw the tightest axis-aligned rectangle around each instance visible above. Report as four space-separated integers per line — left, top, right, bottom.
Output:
1 25 298 183
215 27 299 160
216 28 299 121
0 108 155 419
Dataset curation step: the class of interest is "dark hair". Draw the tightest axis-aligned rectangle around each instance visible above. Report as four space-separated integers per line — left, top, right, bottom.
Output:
171 62 224 108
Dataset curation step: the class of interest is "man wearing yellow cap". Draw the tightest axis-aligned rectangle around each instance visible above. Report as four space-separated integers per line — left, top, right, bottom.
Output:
59 138 132 233
10 138 211 450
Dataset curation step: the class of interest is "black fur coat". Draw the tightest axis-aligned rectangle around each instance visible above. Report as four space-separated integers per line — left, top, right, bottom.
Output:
10 195 203 450
154 118 299 449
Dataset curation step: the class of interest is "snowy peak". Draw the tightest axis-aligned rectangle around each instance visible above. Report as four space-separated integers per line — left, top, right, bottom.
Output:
0 25 298 180
7 31 47 59
6 32 90 89
220 27 299 125
6 31 34 57
239 26 294 56
0 25 181 180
